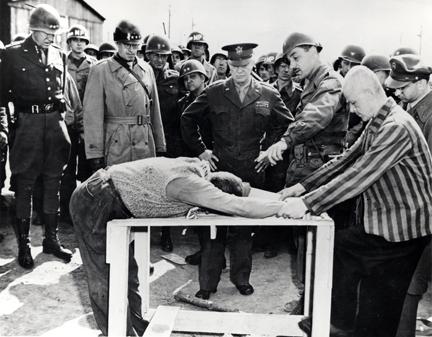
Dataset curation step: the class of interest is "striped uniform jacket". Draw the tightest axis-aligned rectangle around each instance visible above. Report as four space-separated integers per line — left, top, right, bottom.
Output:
302 97 432 242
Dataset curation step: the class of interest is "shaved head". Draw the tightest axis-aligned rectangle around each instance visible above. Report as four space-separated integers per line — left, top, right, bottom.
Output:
343 66 388 121
343 65 385 97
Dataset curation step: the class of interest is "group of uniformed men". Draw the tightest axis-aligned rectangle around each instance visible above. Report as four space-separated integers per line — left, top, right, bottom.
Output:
1 3 432 337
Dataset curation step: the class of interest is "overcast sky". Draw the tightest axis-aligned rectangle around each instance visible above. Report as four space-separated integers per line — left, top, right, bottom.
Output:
86 0 432 63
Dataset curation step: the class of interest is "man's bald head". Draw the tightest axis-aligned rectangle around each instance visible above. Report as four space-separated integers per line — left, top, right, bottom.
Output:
343 66 388 121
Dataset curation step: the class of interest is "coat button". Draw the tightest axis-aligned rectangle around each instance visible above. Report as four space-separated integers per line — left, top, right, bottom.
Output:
48 97 52 101
47 87 51 91
22 68 26 71
45 68 49 72
46 78 50 82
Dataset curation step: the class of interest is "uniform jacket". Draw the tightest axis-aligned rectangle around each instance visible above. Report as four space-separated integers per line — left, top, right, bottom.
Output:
181 77 294 171
408 90 432 150
302 98 432 242
0 37 79 113
83 56 166 165
282 63 348 156
66 53 97 100
153 65 181 156
272 80 302 116
0 36 74 175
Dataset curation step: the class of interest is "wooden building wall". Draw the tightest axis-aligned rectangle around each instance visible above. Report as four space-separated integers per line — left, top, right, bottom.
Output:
1 0 104 48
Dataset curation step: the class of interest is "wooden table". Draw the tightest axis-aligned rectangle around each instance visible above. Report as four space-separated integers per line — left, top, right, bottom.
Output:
106 214 334 337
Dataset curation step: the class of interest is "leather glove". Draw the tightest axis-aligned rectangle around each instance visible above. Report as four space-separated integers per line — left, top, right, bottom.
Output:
89 157 105 173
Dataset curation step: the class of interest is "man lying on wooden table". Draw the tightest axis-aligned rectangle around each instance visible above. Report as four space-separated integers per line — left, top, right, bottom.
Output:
69 156 292 336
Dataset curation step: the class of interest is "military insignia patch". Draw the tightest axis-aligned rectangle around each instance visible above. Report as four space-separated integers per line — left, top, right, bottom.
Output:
235 46 243 55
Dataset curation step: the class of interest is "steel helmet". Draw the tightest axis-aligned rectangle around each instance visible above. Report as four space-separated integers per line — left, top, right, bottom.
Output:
186 32 208 49
113 20 141 43
274 53 290 69
339 45 366 64
29 4 62 35
361 54 391 72
282 32 322 56
392 47 417 57
179 59 208 80
99 42 116 54
210 52 227 65
67 24 89 44
264 52 277 65
145 35 171 55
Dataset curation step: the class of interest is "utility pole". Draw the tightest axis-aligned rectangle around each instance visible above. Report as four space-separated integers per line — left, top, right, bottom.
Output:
168 4 171 38
417 25 423 55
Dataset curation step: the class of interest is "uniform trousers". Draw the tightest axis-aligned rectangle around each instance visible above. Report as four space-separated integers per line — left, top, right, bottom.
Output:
331 225 430 337
10 112 70 218
198 157 263 291
69 169 147 336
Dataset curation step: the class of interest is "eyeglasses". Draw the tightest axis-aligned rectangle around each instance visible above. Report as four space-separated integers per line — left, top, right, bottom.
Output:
121 43 141 50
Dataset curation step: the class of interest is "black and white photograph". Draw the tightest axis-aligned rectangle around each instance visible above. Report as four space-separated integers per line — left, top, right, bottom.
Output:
0 0 432 336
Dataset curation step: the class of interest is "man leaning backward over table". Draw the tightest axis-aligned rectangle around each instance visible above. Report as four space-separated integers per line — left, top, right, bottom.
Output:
70 156 295 336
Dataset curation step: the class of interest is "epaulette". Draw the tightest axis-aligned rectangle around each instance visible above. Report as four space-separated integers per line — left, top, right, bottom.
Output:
5 40 24 50
51 43 62 50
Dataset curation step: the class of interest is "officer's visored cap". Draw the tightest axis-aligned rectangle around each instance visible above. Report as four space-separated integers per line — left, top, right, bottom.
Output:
222 43 258 66
385 54 432 89
113 20 141 44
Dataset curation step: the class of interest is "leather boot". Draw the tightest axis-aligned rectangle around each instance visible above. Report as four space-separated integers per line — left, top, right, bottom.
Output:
43 213 72 262
160 227 173 252
15 218 34 269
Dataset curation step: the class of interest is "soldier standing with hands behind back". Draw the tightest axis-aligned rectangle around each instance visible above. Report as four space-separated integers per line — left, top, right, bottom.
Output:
0 4 74 268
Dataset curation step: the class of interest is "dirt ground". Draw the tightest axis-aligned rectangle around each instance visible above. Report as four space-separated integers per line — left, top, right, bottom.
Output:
0 190 431 337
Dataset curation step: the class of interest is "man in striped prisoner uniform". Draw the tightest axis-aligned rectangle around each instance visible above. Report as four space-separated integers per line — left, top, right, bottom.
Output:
279 66 432 337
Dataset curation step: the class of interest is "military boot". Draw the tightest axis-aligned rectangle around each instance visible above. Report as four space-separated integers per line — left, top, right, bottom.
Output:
160 227 173 252
15 218 34 269
42 213 72 262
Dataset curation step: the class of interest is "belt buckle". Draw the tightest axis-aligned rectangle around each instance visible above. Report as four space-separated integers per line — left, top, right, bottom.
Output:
31 105 39 114
44 103 54 112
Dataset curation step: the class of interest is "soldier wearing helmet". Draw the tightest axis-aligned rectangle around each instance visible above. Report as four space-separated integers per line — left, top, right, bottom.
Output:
210 51 229 80
84 43 98 58
338 44 366 77
171 45 184 68
98 42 116 60
361 54 391 86
260 52 302 259
182 32 216 83
385 54 432 337
0 4 77 269
146 34 182 252
257 32 350 312
392 46 418 57
182 43 293 300
255 54 271 82
59 24 97 224
78 20 164 336
264 52 278 83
